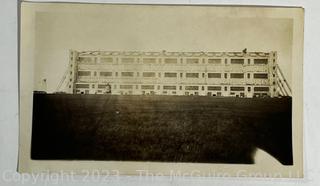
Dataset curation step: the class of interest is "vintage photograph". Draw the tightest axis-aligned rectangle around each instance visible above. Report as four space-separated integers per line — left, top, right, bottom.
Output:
19 2 304 177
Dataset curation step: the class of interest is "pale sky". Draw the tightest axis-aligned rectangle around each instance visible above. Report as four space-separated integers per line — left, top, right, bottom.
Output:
33 4 293 92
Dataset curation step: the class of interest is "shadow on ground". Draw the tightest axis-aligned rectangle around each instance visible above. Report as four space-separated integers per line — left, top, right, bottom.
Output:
31 94 292 165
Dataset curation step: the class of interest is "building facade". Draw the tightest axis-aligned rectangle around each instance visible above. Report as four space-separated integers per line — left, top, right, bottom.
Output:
65 50 279 98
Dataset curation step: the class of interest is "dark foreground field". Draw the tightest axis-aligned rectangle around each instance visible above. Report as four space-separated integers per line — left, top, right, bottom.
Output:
31 94 292 165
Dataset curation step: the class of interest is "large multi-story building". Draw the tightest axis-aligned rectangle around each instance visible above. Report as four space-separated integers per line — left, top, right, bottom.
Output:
61 50 288 98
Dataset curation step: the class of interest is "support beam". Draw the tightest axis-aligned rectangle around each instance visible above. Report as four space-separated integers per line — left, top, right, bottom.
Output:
276 64 292 94
56 67 69 92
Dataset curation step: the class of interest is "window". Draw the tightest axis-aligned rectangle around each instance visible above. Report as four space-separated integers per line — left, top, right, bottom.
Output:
225 59 228 64
163 86 176 90
121 72 134 77
78 71 91 76
94 72 97 76
91 84 95 88
230 73 244 79
247 59 251 65
185 86 199 90
208 86 221 91
254 73 268 79
76 84 89 88
230 87 245 91
186 58 199 64
208 58 221 64
143 58 156 64
231 59 244 64
143 72 156 77
164 72 177 78
164 58 177 64
141 85 155 90
180 73 183 78
120 85 133 89
208 73 221 78
247 73 251 78
100 57 113 63
224 86 228 91
79 57 92 63
98 84 108 88
254 59 268 65
224 73 228 79
121 58 134 63
186 73 199 78
248 87 251 91
254 87 269 91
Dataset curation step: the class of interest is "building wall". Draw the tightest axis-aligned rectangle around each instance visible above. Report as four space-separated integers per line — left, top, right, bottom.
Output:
67 50 278 98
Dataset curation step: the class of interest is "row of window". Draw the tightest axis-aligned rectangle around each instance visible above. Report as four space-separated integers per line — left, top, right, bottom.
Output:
77 71 269 79
76 90 271 97
78 57 270 65
75 84 270 92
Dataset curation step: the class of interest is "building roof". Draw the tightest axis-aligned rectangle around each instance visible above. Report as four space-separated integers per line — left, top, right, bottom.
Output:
76 50 273 58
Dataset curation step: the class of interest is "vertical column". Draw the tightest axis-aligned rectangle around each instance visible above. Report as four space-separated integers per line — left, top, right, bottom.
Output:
269 51 277 97
69 50 78 94
245 53 251 95
114 55 119 95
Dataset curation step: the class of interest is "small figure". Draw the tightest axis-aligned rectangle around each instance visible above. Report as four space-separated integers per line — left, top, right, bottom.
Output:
105 83 111 94
242 48 247 54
